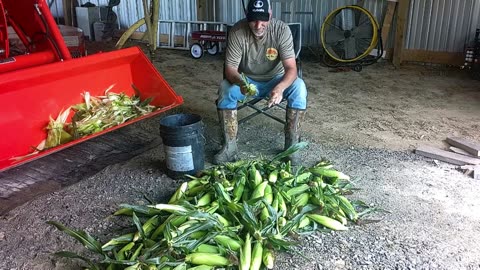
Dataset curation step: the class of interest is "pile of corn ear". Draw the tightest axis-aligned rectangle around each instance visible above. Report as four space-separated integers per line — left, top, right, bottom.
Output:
45 87 156 149
48 143 371 270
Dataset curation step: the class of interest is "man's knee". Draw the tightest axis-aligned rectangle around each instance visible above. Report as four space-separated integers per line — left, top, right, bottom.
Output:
217 80 241 109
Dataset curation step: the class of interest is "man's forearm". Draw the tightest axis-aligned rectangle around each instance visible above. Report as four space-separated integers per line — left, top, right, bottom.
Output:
225 66 243 86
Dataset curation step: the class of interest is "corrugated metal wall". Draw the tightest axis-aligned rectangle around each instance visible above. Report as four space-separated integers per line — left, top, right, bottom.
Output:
73 0 197 32
215 0 480 52
50 0 480 53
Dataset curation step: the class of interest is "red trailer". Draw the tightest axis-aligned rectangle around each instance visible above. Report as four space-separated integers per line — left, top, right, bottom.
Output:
0 0 183 172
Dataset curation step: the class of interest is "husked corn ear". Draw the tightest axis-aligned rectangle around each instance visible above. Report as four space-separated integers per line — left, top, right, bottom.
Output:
185 253 230 266
240 233 252 270
307 214 348 231
262 249 275 269
214 235 242 251
250 241 263 270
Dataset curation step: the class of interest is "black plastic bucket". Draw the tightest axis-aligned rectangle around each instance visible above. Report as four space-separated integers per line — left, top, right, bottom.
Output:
159 113 205 179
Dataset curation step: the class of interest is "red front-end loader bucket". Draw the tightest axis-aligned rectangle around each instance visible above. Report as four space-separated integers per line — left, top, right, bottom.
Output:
0 0 183 172
0 47 183 171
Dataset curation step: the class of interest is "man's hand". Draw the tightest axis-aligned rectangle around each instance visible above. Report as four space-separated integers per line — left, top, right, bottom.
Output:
240 83 249 95
268 88 284 107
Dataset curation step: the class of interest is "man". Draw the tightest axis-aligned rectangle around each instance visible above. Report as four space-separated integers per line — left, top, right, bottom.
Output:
214 0 307 165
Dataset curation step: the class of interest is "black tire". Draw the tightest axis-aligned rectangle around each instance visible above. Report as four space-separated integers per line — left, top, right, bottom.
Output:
190 43 203 59
207 42 219 55
353 65 363 72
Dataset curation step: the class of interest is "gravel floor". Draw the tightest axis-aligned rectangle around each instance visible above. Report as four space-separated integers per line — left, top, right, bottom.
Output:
1 116 479 270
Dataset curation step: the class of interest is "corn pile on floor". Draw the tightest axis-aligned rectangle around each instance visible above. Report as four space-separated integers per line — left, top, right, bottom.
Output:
0 42 479 269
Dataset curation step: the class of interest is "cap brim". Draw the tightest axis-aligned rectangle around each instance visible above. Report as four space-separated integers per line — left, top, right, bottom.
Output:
247 13 270 22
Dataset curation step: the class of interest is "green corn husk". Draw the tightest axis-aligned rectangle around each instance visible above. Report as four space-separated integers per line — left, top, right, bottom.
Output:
251 181 269 200
239 233 252 270
307 214 348 231
185 253 230 266
268 170 278 183
214 235 242 251
194 244 220 254
262 249 275 269
250 241 263 270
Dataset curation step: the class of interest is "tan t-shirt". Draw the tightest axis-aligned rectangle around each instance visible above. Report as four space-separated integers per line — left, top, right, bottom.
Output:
225 18 295 81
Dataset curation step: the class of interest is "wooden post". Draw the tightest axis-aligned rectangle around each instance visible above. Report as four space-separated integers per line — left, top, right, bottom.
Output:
393 0 410 68
381 0 398 55
62 0 72 26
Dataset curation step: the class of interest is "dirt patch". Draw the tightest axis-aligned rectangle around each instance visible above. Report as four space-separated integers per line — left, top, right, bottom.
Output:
1 41 479 270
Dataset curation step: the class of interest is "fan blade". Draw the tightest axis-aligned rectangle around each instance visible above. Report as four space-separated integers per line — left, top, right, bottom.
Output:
324 28 345 45
353 23 374 39
344 37 358 59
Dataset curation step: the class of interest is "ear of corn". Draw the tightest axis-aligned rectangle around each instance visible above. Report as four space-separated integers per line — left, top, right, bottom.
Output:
185 253 230 266
310 167 350 180
150 204 189 214
196 193 212 207
129 243 143 261
214 235 242 251
337 195 358 221
187 265 214 270
307 214 348 231
233 175 247 202
194 244 220 254
213 182 232 203
169 181 188 204
264 184 273 205
250 241 263 270
251 181 269 200
268 170 278 183
262 249 275 269
239 233 252 270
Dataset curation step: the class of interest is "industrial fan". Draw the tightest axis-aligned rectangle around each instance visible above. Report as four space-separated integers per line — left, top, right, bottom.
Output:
321 5 383 71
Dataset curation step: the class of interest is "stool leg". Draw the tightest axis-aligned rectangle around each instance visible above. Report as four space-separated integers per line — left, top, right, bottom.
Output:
213 109 238 164
285 108 307 165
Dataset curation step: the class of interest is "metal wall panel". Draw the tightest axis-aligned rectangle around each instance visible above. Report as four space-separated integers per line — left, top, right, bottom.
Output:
406 0 479 51
75 0 197 32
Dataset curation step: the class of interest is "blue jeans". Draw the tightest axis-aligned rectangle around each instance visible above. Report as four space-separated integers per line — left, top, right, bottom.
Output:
217 75 307 110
